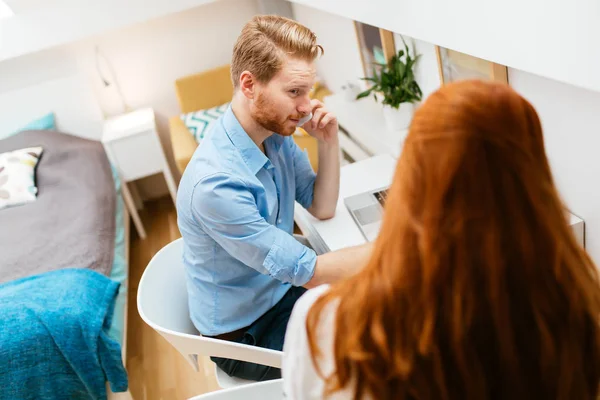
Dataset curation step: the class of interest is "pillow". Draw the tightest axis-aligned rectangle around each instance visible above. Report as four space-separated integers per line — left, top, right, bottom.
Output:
0 113 56 141
0 146 44 210
19 112 56 131
180 102 229 143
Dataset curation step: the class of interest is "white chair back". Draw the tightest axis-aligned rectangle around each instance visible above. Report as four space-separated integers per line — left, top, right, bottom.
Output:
137 238 283 380
187 379 283 400
138 238 197 335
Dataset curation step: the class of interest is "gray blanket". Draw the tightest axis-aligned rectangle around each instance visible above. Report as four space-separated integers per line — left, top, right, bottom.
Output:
0 130 116 283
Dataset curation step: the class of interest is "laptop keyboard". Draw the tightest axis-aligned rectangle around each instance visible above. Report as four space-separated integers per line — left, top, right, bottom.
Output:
373 189 389 206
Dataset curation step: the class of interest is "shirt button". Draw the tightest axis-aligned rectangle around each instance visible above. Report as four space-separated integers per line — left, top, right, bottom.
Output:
277 219 282 224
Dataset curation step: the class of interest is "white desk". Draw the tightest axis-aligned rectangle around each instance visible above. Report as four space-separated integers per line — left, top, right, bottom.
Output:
294 154 586 254
294 154 397 254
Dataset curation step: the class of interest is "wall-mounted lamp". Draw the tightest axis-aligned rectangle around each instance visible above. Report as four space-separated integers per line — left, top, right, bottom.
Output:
94 45 131 118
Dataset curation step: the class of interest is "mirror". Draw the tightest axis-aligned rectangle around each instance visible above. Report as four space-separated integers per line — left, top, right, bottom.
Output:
435 46 508 84
354 21 396 82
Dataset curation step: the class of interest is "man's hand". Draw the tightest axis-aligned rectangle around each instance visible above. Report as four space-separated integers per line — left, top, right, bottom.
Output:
301 99 339 144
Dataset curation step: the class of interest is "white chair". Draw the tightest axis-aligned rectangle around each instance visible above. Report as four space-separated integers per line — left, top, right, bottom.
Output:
187 379 283 400
137 238 283 388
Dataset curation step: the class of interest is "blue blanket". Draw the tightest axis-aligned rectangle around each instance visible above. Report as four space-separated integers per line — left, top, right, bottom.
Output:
0 268 128 399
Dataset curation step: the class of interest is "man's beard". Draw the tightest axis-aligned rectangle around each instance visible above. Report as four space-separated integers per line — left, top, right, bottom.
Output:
251 91 296 136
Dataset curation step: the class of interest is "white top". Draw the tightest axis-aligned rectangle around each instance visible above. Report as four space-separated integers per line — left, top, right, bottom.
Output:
102 107 155 143
283 285 366 400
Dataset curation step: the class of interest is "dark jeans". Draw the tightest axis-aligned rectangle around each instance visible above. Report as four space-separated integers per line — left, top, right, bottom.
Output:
210 286 307 381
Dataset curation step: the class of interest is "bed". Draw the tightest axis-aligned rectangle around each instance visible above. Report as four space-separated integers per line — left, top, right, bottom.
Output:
0 129 132 399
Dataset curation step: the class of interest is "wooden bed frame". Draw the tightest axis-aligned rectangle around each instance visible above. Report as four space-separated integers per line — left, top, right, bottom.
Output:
108 204 133 400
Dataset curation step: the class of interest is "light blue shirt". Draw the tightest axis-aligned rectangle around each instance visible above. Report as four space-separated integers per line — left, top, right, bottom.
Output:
177 106 318 336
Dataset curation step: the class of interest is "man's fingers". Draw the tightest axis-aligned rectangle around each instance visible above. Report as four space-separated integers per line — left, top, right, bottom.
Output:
318 113 335 129
312 108 326 129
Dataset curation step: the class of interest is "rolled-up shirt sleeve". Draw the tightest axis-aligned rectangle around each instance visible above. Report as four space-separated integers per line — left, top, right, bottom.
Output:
191 172 317 286
290 138 317 210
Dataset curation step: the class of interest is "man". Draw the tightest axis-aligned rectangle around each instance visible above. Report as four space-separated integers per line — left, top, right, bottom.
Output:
177 15 372 381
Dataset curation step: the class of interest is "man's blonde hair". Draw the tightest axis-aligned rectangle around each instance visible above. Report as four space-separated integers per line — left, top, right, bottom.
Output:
231 15 324 89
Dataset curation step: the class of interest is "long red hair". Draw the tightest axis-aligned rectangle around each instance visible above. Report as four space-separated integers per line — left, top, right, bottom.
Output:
307 80 600 399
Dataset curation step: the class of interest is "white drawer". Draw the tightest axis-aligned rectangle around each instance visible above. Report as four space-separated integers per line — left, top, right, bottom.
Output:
108 131 165 181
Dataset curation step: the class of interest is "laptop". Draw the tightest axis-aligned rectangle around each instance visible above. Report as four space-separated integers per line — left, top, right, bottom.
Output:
344 187 389 242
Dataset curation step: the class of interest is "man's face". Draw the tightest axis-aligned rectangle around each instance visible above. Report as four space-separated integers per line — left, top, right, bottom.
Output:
250 57 316 136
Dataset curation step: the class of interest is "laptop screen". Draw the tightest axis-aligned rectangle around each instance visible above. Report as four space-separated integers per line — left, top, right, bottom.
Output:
373 189 389 207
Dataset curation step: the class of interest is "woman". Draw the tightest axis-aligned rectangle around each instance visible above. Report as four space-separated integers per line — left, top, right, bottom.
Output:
282 80 600 399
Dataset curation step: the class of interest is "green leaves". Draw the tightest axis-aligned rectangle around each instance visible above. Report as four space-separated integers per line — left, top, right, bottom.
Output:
356 37 423 109
356 89 372 100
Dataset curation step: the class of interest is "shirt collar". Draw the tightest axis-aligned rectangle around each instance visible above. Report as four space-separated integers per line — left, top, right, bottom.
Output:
223 105 286 175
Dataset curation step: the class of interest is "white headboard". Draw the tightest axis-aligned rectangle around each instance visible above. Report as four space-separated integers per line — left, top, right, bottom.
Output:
0 74 104 140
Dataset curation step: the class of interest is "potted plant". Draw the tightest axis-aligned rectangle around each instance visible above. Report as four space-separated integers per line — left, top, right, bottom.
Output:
356 37 423 131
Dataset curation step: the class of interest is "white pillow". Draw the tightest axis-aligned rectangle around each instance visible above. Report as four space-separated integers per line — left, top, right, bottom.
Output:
180 102 229 143
0 146 43 210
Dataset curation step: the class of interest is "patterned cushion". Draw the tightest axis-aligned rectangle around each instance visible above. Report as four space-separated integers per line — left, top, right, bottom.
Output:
0 146 43 210
180 102 229 143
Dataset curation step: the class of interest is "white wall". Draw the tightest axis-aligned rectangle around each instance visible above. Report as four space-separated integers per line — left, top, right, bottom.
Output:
0 44 100 136
0 74 104 140
0 0 219 62
256 0 294 18
72 0 257 120
288 0 600 95
291 3 364 94
509 69 600 261
0 0 260 197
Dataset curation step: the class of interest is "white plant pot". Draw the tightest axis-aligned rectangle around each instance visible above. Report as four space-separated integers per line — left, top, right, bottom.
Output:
382 103 413 132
